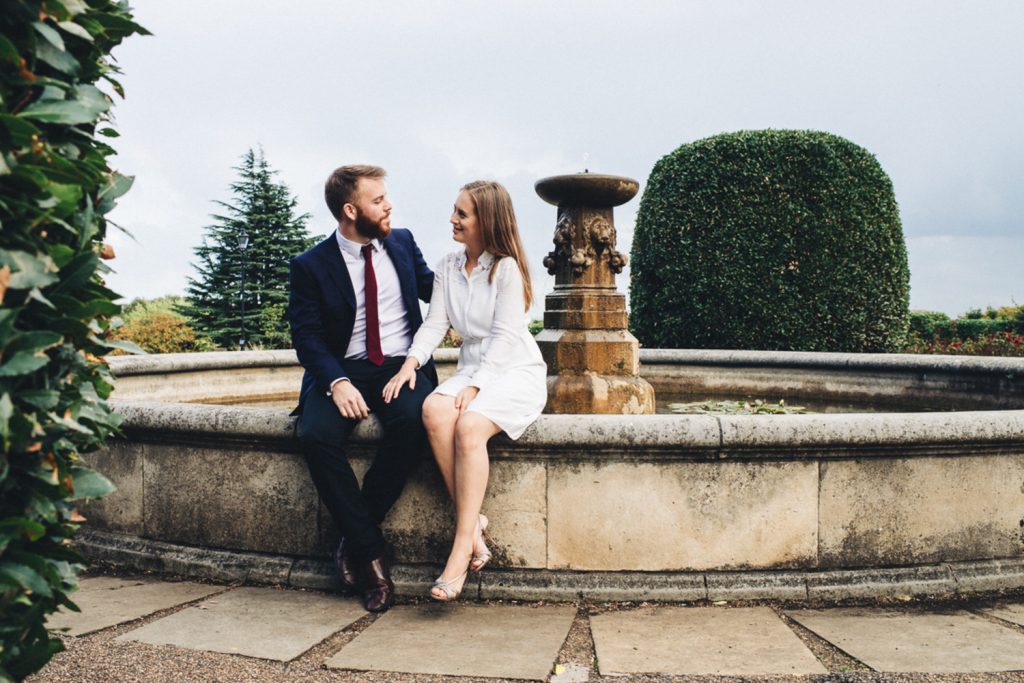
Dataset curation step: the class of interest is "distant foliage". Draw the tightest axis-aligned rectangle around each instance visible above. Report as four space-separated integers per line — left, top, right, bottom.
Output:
0 2 146 680
108 299 213 354
630 130 910 352
905 305 1024 357
183 148 315 349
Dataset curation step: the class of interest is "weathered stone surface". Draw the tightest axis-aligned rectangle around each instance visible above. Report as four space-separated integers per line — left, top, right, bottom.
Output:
119 587 364 661
789 607 1024 672
548 461 817 570
591 606 826 675
47 577 222 636
82 440 143 533
377 456 546 568
707 571 808 601
807 565 956 601
143 443 319 556
982 602 1024 627
326 603 576 680
818 455 1024 567
950 558 1024 594
479 569 706 602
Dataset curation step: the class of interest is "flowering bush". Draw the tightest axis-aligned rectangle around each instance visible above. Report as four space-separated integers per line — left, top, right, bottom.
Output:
905 331 1024 357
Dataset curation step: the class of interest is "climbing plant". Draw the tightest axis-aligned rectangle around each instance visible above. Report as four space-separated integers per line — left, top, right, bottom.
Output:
0 2 147 680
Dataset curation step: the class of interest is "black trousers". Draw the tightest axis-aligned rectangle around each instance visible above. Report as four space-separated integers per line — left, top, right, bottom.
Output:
298 357 434 560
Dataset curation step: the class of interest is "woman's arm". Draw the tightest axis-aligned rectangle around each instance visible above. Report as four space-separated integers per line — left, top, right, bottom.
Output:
406 255 452 367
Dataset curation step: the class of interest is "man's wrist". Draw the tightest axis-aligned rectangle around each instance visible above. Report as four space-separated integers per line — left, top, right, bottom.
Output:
328 377 350 395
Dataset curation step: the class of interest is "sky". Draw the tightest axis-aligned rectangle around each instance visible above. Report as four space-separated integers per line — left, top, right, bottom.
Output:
104 1 1023 318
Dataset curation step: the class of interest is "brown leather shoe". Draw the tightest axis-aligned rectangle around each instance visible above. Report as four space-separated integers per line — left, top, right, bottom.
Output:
334 538 359 595
361 550 394 613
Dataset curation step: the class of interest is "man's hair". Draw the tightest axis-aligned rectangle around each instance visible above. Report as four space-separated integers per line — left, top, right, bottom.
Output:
324 165 387 220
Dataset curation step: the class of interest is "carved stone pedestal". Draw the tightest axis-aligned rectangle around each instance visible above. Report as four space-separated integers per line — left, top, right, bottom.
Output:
534 173 655 414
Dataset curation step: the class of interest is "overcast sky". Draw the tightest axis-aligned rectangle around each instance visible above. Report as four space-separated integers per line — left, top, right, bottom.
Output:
105 0 1023 317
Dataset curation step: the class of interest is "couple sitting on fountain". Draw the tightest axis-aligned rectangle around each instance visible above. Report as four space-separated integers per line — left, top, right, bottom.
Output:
287 165 546 613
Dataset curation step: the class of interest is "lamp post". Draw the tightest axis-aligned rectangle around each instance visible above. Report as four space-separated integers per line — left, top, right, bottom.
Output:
238 228 249 351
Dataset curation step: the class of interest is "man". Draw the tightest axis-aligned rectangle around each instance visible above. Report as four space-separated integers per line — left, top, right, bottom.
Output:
287 165 435 613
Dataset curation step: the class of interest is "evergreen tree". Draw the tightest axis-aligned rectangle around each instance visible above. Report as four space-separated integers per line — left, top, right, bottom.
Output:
183 148 316 349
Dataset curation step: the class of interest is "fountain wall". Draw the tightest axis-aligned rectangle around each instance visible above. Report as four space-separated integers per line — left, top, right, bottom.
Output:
80 349 1024 600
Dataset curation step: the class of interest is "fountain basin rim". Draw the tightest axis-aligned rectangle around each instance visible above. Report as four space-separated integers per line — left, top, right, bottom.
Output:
106 348 1024 378
110 399 1024 459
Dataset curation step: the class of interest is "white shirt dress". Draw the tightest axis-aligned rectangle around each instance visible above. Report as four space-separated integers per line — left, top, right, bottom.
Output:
406 250 547 439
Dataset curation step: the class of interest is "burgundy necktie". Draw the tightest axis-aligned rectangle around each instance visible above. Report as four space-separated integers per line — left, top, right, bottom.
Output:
361 244 385 365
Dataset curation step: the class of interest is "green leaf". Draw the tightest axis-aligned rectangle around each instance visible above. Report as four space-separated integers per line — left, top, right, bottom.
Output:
6 331 63 355
97 171 133 213
98 127 119 137
35 39 80 75
0 250 60 290
0 34 19 65
0 351 49 377
0 392 13 450
57 20 94 43
69 466 115 500
18 100 95 125
74 84 111 113
33 22 67 52
59 0 91 16
18 390 60 411
92 337 145 354
0 517 47 544
0 562 53 597
46 182 84 215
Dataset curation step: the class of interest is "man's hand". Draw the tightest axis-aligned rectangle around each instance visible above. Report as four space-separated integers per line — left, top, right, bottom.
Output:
331 380 369 420
454 386 479 416
382 357 419 404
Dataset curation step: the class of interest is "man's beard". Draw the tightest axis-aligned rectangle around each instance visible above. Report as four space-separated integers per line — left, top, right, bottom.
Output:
354 209 391 240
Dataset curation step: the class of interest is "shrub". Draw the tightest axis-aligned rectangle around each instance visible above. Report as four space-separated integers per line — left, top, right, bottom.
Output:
108 311 214 354
0 2 146 680
908 310 951 341
949 318 1013 341
630 130 910 352
905 331 1024 357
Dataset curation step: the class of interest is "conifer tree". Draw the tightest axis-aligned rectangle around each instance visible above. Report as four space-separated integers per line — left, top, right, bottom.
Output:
183 148 316 349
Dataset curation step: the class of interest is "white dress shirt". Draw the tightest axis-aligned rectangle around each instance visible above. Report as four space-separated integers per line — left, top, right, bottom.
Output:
330 231 412 388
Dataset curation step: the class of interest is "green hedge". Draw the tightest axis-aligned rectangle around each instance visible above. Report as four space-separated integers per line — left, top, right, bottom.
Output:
908 310 952 340
908 310 1017 342
0 3 146 680
630 130 910 352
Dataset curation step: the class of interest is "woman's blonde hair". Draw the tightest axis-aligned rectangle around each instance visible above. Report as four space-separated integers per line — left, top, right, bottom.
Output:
461 180 533 310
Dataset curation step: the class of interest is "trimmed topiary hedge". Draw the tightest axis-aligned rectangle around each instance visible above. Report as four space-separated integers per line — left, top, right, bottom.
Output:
630 130 910 352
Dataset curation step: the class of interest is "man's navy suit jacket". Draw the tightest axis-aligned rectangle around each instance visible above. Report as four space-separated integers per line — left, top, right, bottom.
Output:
287 228 435 413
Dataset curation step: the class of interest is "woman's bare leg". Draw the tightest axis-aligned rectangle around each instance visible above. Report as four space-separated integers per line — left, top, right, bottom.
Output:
431 411 501 598
422 394 458 499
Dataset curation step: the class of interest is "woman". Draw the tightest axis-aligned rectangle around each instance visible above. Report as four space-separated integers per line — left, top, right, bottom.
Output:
383 180 546 601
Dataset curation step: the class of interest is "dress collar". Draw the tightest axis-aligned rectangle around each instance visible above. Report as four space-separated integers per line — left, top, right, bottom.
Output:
335 230 381 259
455 249 496 274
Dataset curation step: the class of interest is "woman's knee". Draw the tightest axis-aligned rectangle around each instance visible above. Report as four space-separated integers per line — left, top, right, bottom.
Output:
422 395 455 431
454 413 496 453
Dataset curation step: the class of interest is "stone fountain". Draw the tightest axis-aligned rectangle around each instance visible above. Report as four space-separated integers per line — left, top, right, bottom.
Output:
534 173 655 414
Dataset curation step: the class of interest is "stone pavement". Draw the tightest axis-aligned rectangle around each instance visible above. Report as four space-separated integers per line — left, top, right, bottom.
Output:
40 575 1024 681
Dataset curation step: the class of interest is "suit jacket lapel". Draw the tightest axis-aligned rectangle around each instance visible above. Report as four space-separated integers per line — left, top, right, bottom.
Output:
381 232 416 315
315 235 356 309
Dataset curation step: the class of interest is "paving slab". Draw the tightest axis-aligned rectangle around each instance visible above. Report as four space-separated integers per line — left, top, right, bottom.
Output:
590 606 826 676
118 586 365 661
788 607 1024 673
981 602 1024 627
326 603 576 681
47 576 223 636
